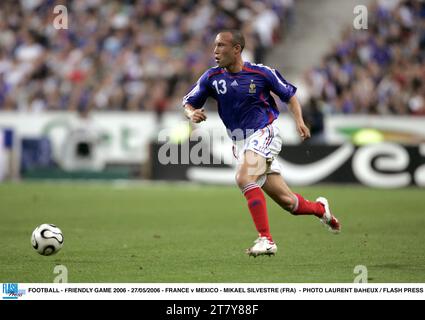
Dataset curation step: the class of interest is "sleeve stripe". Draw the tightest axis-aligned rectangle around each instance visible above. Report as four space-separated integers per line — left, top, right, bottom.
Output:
252 63 290 89
265 66 289 89
182 82 200 105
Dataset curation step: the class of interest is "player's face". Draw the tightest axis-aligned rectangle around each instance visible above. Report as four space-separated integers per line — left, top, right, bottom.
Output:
214 33 238 68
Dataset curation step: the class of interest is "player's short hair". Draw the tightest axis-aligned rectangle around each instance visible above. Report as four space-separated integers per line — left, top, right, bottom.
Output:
219 29 245 52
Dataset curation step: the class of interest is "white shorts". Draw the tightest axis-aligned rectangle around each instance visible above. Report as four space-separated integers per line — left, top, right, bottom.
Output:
233 121 282 187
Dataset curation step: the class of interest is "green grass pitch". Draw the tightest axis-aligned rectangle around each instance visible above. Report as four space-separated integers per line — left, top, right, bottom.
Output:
0 182 424 283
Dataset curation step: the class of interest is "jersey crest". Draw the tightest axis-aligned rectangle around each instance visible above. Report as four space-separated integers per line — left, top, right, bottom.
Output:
249 80 256 93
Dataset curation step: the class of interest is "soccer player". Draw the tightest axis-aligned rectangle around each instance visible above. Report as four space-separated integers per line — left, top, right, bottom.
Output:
182 30 340 257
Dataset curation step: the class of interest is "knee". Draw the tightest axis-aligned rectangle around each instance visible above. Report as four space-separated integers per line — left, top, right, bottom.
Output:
235 172 256 190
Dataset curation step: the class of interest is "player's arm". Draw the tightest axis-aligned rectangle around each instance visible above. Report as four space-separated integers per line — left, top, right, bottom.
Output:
182 71 211 124
184 104 207 123
288 95 311 141
266 68 310 140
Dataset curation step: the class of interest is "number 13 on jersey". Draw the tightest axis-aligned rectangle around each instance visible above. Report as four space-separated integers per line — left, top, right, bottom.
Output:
212 80 227 94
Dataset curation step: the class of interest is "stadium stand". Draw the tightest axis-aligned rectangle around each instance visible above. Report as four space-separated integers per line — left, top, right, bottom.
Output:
0 0 294 113
305 0 425 115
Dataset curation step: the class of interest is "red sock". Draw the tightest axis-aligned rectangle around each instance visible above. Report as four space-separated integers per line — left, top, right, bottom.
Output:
243 183 272 240
292 193 325 218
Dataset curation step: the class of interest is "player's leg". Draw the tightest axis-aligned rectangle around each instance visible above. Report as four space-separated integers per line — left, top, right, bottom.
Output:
261 173 295 212
262 173 341 233
236 151 277 256
262 173 324 216
236 150 270 239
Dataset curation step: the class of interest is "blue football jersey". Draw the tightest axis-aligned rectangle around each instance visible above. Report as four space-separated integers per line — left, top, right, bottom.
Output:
183 62 297 139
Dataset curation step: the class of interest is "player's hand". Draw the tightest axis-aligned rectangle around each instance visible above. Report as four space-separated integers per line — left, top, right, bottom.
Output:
297 122 311 141
189 108 207 123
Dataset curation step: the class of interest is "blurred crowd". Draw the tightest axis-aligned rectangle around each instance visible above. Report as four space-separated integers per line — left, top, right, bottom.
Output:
306 0 425 116
0 0 294 113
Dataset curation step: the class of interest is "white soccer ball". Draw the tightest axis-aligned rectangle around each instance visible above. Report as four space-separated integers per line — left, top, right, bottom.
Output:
31 224 64 256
